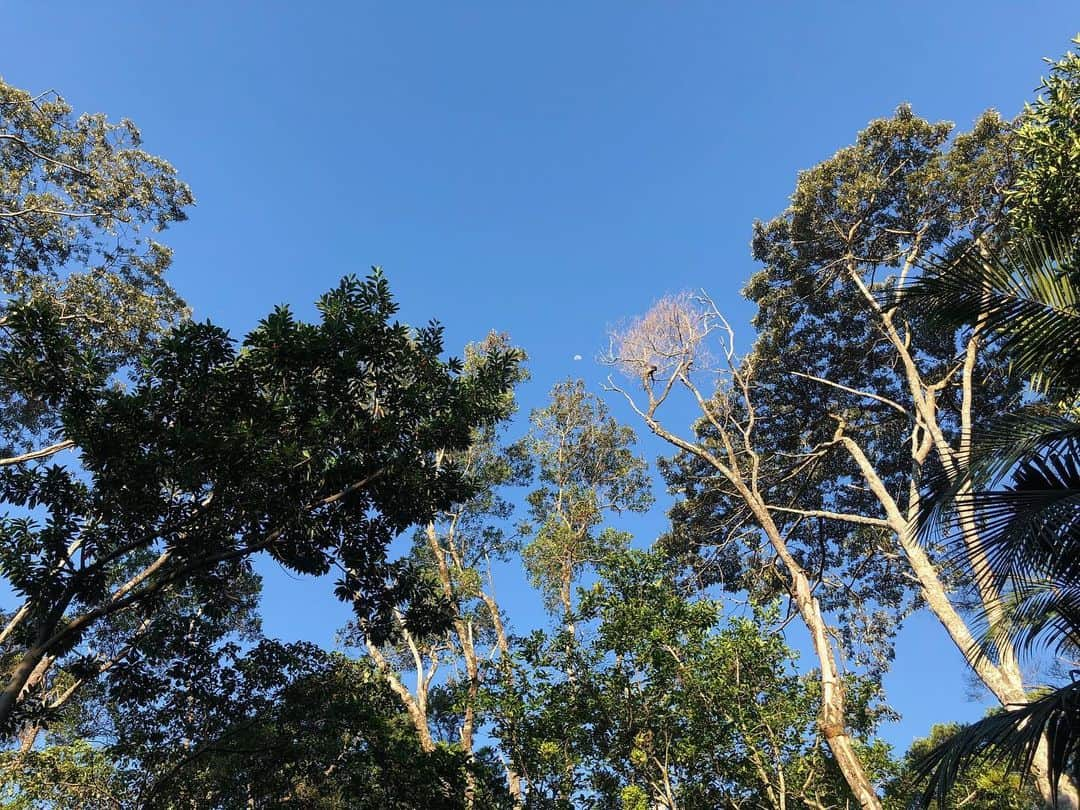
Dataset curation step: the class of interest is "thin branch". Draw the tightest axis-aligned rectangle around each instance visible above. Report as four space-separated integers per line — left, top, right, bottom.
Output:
0 133 91 176
0 439 75 467
766 505 891 529
0 207 100 219
790 372 908 416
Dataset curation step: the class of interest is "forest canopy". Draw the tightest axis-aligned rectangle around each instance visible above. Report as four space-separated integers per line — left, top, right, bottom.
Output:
1 28 1079 810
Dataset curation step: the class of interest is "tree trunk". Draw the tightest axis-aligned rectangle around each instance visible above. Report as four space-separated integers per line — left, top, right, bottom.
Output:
643 417 883 810
841 436 1080 810
788 558 881 810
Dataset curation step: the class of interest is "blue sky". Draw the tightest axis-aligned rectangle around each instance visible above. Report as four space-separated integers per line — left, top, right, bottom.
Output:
4 1 1077 753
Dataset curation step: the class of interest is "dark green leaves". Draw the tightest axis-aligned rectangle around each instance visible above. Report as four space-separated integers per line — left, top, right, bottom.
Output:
903 235 1080 400
0 268 520 735
915 683 1080 809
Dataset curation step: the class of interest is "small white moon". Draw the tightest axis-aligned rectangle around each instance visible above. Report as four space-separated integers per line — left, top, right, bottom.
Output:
573 354 583 361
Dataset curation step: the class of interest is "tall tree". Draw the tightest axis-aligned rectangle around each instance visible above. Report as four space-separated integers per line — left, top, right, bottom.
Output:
480 379 652 808
903 233 1080 802
607 292 891 810
0 271 519 738
349 334 531 807
520 379 653 638
609 95 1080 808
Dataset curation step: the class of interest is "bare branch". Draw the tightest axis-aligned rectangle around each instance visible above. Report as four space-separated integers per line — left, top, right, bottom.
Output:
766 505 891 529
0 439 75 467
790 372 909 417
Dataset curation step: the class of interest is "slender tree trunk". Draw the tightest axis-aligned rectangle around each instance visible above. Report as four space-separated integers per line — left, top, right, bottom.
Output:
842 434 1080 810
778 542 881 810
479 591 526 808
364 637 436 752
846 263 1080 810
644 418 883 810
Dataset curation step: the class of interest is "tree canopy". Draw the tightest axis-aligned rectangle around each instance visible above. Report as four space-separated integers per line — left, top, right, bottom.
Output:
5 32 1080 810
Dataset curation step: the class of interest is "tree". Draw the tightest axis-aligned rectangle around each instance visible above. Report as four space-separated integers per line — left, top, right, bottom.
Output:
893 40 1080 802
902 233 1080 803
123 643 511 809
608 96 1080 807
0 739 128 809
0 270 520 738
2 639 510 809
348 333 531 808
1009 36 1080 243
489 379 652 807
521 379 653 635
0 78 194 448
574 549 894 810
606 292 891 810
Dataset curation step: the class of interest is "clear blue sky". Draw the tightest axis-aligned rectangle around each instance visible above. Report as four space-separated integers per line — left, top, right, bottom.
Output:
4 1 1077 753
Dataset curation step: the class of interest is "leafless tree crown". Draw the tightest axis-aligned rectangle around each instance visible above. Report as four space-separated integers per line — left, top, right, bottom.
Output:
607 292 728 387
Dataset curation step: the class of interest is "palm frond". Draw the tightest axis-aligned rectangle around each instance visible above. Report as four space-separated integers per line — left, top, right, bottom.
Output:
982 579 1080 663
925 439 1080 662
966 412 1080 488
902 234 1080 399
960 449 1080 585
902 233 1080 803
914 412 1080 550
914 680 1080 807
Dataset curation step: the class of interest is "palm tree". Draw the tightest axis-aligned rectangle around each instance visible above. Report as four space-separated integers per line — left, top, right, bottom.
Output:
901 234 1080 806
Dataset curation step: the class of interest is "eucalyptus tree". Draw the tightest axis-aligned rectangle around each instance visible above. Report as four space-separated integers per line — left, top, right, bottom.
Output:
0 77 193 448
607 291 891 810
520 379 653 637
348 334 531 807
486 379 652 807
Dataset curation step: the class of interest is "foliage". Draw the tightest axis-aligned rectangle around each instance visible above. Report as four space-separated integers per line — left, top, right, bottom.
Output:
341 334 532 803
0 269 520 737
652 104 1025 691
1009 36 1080 242
575 550 895 810
521 379 652 616
0 739 128 809
495 550 895 809
897 39 1080 800
902 235 1080 401
885 720 1040 810
907 233 1080 802
0 78 194 445
125 643 509 809
8 30 1080 810
2 640 511 809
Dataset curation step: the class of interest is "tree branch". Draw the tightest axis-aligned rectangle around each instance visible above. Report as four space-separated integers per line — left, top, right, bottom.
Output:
0 439 75 466
790 372 909 416
765 505 891 529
